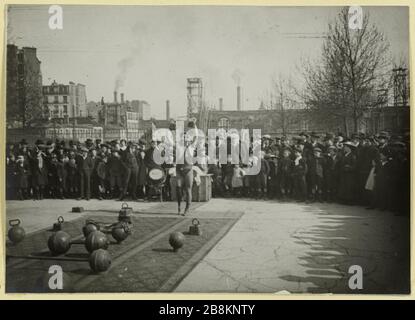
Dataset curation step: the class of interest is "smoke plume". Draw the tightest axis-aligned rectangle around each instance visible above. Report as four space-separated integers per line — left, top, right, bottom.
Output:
114 21 147 92
231 68 244 86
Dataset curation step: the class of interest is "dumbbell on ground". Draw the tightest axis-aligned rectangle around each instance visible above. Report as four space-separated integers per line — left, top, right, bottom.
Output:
7 248 111 272
83 220 131 243
48 230 110 255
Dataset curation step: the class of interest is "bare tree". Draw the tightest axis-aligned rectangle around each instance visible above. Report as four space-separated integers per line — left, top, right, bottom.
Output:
302 7 390 136
269 74 303 135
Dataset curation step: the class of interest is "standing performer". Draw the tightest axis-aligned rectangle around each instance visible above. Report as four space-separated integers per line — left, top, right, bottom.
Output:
175 121 199 216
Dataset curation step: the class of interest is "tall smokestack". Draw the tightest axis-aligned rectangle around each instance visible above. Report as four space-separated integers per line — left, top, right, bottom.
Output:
120 93 124 104
114 91 118 103
166 100 170 121
219 98 223 111
237 86 241 111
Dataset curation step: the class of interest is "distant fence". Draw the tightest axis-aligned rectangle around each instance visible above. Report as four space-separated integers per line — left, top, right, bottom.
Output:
7 128 47 144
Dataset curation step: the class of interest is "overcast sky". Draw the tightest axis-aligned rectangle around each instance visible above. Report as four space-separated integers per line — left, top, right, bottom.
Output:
7 5 409 119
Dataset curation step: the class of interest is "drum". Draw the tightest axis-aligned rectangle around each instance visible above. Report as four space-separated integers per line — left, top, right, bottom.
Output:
147 167 166 186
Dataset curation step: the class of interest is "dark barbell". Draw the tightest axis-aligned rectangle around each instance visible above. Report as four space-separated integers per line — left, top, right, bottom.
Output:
7 248 112 273
48 230 111 255
83 219 132 243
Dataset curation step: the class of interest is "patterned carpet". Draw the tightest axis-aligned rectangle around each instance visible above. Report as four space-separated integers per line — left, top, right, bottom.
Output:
6 212 242 292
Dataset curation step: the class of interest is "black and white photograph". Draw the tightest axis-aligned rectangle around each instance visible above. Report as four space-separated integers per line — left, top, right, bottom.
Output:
4 4 410 294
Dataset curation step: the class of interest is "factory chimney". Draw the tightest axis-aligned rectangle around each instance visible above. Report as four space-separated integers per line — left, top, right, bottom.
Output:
114 91 118 103
219 98 223 111
236 86 241 111
121 93 124 104
166 100 170 121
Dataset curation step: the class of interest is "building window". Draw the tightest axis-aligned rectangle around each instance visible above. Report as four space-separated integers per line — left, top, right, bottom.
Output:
63 105 68 114
54 95 59 103
218 118 230 129
63 96 68 103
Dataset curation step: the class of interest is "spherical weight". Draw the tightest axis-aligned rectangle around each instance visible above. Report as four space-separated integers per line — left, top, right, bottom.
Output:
82 222 99 238
85 231 109 253
8 221 26 244
111 223 130 243
89 249 111 272
169 232 185 252
48 231 71 255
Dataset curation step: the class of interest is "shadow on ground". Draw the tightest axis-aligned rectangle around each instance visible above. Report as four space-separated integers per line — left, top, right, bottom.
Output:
279 203 410 294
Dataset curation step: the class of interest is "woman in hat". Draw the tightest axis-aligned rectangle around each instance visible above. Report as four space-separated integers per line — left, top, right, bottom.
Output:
337 141 357 205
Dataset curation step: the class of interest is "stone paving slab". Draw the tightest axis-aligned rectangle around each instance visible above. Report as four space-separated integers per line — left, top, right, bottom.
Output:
175 199 410 294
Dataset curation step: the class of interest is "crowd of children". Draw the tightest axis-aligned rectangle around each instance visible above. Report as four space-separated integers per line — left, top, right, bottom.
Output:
208 131 409 215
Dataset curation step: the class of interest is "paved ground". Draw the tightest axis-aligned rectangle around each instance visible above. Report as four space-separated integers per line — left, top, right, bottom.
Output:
5 198 410 294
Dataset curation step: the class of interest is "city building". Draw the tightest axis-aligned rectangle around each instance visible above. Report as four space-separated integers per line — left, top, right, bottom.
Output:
86 101 101 119
6 44 43 127
42 80 87 119
97 91 143 141
130 100 151 120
